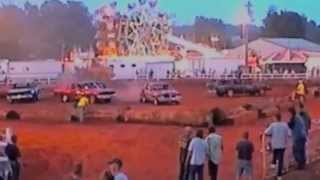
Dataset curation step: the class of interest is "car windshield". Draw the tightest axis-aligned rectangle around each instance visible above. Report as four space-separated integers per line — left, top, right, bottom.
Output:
96 82 107 88
13 84 32 89
151 83 170 90
78 82 96 89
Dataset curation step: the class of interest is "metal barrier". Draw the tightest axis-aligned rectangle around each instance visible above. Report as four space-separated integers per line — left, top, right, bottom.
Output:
4 73 61 85
134 72 309 81
261 122 320 179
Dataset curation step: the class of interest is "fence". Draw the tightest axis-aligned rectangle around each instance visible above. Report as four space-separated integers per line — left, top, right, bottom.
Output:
0 73 61 86
135 72 310 81
261 121 320 179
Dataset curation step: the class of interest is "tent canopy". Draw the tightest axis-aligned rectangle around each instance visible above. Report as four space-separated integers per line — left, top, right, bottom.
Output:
263 49 308 64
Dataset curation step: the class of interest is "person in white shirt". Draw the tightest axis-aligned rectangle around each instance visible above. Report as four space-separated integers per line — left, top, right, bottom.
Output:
206 126 223 180
186 129 207 180
105 158 128 180
264 114 291 180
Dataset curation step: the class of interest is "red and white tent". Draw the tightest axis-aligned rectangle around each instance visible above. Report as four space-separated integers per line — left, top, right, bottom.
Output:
263 49 308 64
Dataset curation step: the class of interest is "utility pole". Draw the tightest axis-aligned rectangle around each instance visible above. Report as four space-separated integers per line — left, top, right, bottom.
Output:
244 0 254 66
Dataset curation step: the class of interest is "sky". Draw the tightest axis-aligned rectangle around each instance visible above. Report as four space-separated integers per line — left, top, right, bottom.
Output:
11 0 320 25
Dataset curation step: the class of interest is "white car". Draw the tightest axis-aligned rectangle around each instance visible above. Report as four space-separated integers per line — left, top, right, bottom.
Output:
140 82 182 105
7 83 40 103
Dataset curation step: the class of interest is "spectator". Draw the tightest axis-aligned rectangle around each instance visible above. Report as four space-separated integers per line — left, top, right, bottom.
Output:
77 94 89 123
178 126 193 180
264 114 291 180
288 107 307 170
135 70 139 80
298 103 311 136
206 127 223 180
108 158 128 180
100 166 114 180
186 129 207 180
293 80 307 103
166 70 171 79
236 131 254 180
149 69 154 80
5 135 21 180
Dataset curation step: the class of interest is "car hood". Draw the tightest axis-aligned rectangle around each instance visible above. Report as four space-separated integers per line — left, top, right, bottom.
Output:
155 89 180 95
8 88 33 94
93 88 116 94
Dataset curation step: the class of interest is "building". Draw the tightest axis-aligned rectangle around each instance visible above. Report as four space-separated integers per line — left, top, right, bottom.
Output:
227 38 320 59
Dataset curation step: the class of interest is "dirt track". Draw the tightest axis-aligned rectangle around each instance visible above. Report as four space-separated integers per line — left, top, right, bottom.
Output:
0 80 319 180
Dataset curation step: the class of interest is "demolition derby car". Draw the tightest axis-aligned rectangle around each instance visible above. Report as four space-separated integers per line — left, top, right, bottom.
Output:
140 81 182 105
6 83 40 103
54 81 115 103
207 79 271 97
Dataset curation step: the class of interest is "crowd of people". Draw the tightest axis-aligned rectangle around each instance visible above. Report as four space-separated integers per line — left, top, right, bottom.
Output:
178 102 312 180
0 132 22 180
264 103 311 180
178 126 254 180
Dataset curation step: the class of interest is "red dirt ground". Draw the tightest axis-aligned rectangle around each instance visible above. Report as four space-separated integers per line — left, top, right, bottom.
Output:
0 80 319 180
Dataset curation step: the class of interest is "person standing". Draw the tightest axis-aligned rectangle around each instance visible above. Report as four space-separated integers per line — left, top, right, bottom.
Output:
77 94 89 123
294 80 307 103
186 129 207 180
264 114 291 180
107 158 128 180
235 131 254 180
298 103 311 136
206 127 223 180
178 126 193 180
299 103 312 164
5 135 21 180
288 107 307 169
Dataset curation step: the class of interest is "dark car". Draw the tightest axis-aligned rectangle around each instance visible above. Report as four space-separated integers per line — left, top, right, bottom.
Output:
6 83 40 103
140 81 182 105
208 79 271 97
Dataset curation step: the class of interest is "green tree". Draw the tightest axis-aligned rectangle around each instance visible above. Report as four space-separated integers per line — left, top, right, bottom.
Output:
0 0 95 60
262 10 307 38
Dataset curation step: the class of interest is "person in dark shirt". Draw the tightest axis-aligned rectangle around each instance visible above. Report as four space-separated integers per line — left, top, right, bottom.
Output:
299 103 311 135
5 135 21 180
236 132 254 180
178 126 193 180
288 107 307 170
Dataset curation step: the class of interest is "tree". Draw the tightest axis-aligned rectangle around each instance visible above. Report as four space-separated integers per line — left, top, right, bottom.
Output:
0 0 95 60
0 5 25 59
262 10 307 38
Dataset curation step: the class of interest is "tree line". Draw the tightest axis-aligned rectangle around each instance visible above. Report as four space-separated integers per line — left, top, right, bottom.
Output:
0 0 94 60
0 1 319 60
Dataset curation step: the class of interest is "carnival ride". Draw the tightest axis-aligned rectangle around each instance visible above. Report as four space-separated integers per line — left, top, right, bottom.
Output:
94 0 221 59
95 0 171 57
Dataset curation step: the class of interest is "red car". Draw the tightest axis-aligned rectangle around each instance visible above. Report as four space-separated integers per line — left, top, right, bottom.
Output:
54 81 115 103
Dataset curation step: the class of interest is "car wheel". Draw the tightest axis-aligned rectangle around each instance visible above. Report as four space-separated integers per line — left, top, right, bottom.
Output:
61 95 69 103
105 98 111 103
153 98 159 105
216 91 223 97
227 90 234 97
32 95 38 103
